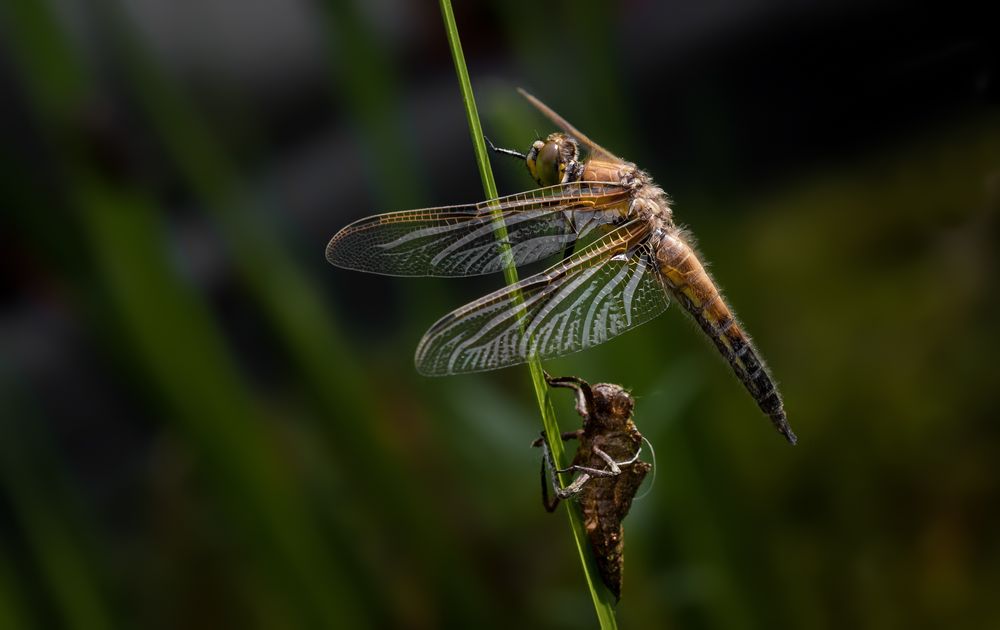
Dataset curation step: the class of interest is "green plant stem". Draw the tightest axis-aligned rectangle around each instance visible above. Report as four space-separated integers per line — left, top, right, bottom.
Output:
438 1 618 626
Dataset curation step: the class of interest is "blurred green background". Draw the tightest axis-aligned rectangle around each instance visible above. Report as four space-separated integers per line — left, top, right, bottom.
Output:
1 0 998 628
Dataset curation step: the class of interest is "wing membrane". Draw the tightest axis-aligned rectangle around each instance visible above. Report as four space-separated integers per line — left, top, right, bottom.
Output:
415 221 669 375
325 182 629 277
517 88 623 163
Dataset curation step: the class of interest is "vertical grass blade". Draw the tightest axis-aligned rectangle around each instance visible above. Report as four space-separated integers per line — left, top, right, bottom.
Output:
2 1 368 624
438 2 619 626
0 374 112 630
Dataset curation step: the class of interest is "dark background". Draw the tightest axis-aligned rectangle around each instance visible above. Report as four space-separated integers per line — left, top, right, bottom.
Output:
2 0 999 628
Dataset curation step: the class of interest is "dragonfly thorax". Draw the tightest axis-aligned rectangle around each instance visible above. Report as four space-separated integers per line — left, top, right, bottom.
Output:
526 132 583 187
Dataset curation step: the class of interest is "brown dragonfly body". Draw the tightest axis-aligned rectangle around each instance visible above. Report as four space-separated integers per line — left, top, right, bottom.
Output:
326 89 795 443
535 374 652 600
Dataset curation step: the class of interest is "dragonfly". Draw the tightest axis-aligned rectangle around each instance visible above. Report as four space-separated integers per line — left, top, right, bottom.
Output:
533 373 652 600
326 89 796 444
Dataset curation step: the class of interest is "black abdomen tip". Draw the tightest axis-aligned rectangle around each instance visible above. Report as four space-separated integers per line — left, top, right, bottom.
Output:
774 414 797 445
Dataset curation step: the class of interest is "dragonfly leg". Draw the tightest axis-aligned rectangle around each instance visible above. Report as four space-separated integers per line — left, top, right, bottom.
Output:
531 430 580 448
534 433 642 510
593 445 622 475
535 433 594 509
555 463 619 478
567 213 601 259
557 444 641 478
561 242 575 262
539 457 560 512
544 373 595 419
616 445 643 467
557 210 579 261
593 444 642 473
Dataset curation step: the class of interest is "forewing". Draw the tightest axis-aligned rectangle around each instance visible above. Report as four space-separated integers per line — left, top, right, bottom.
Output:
415 221 669 375
325 182 629 277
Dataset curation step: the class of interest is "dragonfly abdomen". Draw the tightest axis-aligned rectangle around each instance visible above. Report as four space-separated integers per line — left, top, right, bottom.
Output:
655 232 797 444
575 432 650 600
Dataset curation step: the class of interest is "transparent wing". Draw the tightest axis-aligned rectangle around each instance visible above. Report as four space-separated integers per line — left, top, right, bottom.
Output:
517 88 624 163
325 182 630 277
415 221 669 375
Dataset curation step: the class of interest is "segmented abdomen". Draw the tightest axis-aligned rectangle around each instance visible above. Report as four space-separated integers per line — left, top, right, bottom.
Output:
575 432 650 600
654 231 797 443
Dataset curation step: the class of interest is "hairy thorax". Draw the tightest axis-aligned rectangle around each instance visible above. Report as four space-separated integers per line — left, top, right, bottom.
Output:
582 158 674 232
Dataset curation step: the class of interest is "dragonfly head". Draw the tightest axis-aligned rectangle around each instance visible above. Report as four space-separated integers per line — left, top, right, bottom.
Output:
526 133 583 187
590 383 634 428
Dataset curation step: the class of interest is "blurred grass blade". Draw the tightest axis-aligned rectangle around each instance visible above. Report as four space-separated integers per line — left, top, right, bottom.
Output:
0 544 35 630
0 374 112 630
317 0 425 208
76 177 366 628
92 2 494 621
438 1 619 626
2 1 368 625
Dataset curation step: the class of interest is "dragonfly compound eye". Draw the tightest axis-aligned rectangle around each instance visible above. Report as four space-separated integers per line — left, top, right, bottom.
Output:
526 133 580 187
